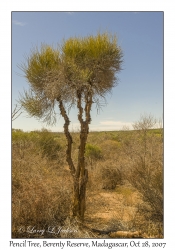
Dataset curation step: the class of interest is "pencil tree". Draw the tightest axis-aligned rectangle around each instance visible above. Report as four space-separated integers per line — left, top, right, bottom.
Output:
19 33 123 221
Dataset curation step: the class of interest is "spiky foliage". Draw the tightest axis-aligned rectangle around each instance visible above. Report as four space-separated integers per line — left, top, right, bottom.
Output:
19 33 123 124
62 33 122 103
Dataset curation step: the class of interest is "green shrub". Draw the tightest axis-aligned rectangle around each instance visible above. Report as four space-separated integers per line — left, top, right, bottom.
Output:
37 129 62 160
12 129 29 141
12 130 33 158
85 143 102 164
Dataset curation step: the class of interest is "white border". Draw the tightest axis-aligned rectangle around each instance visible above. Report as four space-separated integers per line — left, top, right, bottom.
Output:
1 1 175 249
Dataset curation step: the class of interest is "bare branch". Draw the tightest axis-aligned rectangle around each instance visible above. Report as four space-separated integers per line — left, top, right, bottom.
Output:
12 104 22 121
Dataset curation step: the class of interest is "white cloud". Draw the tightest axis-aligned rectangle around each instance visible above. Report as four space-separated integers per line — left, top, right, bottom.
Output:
12 20 26 26
89 120 133 131
100 120 132 127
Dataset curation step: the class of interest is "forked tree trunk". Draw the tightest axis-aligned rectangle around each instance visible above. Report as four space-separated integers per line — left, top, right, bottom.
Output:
57 91 92 221
72 90 92 221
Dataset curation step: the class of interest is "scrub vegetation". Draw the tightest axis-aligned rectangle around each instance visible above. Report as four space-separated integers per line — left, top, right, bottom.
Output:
12 115 163 238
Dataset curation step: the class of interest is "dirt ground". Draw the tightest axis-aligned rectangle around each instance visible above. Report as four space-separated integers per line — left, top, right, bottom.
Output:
83 188 141 237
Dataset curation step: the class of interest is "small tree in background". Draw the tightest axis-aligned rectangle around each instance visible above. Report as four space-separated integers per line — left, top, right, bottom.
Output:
123 114 163 221
19 33 123 221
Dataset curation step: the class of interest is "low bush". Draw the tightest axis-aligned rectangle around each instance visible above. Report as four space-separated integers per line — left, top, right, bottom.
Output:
85 143 102 165
101 167 122 190
12 145 72 238
126 158 163 221
37 129 62 160
122 114 163 222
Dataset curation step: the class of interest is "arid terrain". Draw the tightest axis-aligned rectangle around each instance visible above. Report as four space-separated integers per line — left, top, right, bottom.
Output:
12 118 163 238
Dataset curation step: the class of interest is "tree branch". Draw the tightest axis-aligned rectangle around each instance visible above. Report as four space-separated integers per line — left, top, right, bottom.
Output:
12 105 22 121
57 98 76 177
76 90 92 178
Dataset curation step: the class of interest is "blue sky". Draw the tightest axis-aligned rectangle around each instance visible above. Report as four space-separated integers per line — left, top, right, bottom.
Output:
12 11 163 132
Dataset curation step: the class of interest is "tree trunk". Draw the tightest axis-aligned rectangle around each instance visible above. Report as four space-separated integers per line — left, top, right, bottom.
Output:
57 90 92 221
72 177 80 218
72 169 88 220
79 169 88 219
71 118 89 221
71 91 92 221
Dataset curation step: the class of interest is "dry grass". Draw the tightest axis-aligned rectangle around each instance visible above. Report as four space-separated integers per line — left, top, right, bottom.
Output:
12 127 163 238
12 143 72 238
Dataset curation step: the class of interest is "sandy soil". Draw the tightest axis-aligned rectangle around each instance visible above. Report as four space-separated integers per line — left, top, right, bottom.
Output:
84 189 139 236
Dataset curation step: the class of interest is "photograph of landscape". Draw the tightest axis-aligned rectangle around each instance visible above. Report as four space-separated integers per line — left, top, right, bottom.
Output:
12 11 163 239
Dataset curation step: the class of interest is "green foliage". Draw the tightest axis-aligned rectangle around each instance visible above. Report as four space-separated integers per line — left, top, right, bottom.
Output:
12 129 62 161
62 33 119 60
12 130 32 146
19 32 123 125
12 129 24 139
12 129 41 144
62 32 123 97
21 45 60 87
37 129 62 160
12 130 34 159
85 143 102 162
110 132 121 142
